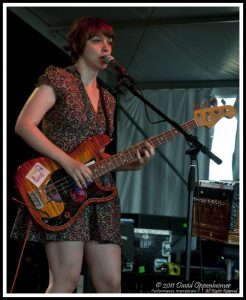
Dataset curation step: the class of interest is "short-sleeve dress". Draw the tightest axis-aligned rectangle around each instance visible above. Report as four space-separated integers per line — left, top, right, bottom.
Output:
10 65 121 245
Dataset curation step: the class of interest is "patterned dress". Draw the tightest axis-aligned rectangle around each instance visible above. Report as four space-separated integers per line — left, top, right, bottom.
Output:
10 65 121 245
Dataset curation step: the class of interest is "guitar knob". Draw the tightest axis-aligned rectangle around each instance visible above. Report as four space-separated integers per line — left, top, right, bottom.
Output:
64 211 71 219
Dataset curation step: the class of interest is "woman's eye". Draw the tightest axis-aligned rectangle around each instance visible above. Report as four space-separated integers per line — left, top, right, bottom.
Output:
91 37 102 43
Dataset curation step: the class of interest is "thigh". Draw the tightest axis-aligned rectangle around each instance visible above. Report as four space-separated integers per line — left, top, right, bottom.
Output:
84 241 121 276
45 241 84 275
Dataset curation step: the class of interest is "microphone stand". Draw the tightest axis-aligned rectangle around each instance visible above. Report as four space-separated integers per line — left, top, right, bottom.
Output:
117 75 222 282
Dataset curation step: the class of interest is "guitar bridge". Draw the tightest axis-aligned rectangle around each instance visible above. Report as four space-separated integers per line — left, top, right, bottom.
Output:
28 191 44 209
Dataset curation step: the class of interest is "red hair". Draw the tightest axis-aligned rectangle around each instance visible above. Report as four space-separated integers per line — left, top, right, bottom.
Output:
68 17 114 61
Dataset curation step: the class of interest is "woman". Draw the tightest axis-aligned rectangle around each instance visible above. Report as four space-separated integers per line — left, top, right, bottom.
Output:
11 17 154 293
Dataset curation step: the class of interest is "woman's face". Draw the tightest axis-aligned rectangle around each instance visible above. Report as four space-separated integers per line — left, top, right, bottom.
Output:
82 34 113 70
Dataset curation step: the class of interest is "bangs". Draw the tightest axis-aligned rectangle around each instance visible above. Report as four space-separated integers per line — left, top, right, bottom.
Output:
86 21 115 40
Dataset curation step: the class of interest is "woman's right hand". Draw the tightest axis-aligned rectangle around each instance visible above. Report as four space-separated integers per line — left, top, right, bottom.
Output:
62 156 93 190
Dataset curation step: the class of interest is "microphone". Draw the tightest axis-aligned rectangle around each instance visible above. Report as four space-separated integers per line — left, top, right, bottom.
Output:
103 55 135 83
103 55 127 74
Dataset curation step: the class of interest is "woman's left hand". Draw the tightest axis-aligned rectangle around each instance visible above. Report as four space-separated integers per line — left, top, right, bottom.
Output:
135 141 155 167
114 141 155 172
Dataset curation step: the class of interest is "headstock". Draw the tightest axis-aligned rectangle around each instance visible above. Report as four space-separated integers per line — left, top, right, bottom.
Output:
194 105 237 128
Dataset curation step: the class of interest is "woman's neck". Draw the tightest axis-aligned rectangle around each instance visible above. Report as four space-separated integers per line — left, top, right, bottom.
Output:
76 59 98 87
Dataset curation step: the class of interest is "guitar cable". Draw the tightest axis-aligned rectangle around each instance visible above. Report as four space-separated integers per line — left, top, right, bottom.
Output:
12 197 50 218
9 202 32 293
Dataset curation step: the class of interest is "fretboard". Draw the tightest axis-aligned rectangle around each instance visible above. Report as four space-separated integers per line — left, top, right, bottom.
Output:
90 119 198 179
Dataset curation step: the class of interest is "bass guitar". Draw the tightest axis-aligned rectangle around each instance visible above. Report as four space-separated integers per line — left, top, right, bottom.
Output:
14 105 236 231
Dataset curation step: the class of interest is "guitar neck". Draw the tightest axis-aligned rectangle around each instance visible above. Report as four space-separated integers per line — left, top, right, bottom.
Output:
90 118 198 180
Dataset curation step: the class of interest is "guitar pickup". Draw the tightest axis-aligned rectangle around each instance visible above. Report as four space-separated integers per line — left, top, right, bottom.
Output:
28 191 44 209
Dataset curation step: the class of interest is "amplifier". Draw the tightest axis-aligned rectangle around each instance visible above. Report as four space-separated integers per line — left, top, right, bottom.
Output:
192 180 239 245
134 228 172 273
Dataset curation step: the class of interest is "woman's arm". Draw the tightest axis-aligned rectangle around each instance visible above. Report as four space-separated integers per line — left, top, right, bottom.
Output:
15 85 93 189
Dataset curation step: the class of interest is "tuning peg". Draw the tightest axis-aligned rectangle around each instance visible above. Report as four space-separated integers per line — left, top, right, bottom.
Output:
210 97 218 107
194 103 200 110
202 99 209 107
221 99 226 105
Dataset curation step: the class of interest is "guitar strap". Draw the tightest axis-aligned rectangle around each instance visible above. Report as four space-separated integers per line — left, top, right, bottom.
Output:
99 87 110 136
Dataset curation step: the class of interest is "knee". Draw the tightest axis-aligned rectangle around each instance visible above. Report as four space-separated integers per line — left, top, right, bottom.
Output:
93 272 121 293
64 274 81 292
106 275 121 293
47 271 81 293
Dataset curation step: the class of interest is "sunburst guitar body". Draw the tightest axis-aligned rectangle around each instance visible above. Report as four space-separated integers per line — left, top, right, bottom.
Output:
14 135 117 232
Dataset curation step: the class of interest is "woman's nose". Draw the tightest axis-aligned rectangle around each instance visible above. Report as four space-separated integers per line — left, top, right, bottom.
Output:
102 39 111 51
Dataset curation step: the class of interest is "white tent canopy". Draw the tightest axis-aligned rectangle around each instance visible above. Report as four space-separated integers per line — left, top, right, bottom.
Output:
6 4 240 216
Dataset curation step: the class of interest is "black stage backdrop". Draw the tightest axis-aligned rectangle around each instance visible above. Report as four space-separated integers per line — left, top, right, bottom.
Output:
6 10 71 293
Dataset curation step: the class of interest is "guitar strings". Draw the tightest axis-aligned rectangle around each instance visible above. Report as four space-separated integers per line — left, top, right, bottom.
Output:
33 135 174 197
38 142 153 197
34 120 196 198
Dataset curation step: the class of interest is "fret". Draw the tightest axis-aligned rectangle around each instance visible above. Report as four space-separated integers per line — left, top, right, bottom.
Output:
90 119 198 180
